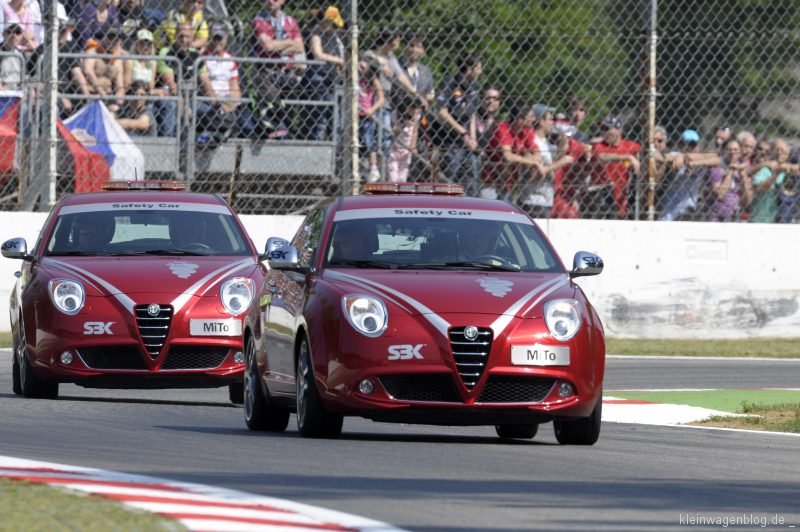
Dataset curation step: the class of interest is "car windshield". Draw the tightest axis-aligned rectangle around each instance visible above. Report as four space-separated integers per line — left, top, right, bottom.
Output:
45 207 252 257
324 214 562 273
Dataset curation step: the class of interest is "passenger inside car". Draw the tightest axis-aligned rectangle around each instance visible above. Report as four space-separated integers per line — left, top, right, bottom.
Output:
330 221 379 261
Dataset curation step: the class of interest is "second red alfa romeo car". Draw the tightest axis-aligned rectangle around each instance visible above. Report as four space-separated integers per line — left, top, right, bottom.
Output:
246 183 606 444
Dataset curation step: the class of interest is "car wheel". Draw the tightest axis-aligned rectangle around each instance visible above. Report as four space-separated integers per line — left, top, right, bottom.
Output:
554 397 602 445
296 336 343 438
229 382 244 404
495 424 538 440
17 320 58 399
243 335 289 432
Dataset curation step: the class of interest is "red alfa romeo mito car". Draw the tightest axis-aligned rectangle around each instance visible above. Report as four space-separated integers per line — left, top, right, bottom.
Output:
246 183 605 444
2 181 265 402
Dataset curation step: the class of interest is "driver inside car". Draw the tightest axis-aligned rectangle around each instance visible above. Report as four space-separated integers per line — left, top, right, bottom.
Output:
458 221 516 266
71 213 116 252
330 222 378 261
169 215 207 249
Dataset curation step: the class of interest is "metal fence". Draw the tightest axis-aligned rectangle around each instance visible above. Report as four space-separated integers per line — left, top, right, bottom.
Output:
5 0 800 222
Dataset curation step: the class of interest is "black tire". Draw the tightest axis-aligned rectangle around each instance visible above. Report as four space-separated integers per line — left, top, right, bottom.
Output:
243 335 289 432
495 424 538 440
554 398 602 445
229 381 244 404
18 327 58 399
296 336 343 438
11 343 21 396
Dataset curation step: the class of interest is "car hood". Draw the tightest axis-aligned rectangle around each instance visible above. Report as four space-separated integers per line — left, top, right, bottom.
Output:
40 256 258 298
323 269 574 319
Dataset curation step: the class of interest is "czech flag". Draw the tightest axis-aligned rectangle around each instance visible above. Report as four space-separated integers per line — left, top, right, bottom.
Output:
64 101 145 191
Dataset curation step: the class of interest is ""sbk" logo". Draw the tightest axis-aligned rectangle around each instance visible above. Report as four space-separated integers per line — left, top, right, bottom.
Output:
83 322 114 335
387 344 424 360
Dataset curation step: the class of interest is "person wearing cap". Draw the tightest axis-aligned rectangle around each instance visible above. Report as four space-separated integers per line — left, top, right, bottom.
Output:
430 53 483 195
658 129 707 221
124 29 157 94
160 0 208 51
0 24 24 91
75 0 119 49
302 6 345 141
586 115 641 219
196 25 243 145
3 0 39 52
154 22 200 137
115 80 157 137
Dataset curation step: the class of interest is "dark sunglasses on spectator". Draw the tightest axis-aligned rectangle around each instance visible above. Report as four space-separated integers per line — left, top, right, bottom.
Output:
484 95 500 101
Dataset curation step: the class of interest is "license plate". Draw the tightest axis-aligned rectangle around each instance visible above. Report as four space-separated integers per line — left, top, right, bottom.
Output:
189 319 242 337
511 345 570 366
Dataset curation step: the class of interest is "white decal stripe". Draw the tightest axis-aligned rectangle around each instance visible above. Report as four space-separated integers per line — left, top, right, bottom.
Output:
521 277 570 316
171 259 253 313
59 203 232 215
325 270 412 314
199 260 256 298
334 208 528 223
330 271 450 337
43 259 102 292
49 260 136 314
490 276 566 337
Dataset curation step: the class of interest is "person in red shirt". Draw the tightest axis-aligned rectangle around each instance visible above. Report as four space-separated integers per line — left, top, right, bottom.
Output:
587 115 641 219
479 100 538 201
550 115 592 219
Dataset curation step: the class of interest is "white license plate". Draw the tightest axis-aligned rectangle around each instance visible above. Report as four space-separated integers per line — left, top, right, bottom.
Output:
189 319 242 337
511 345 570 366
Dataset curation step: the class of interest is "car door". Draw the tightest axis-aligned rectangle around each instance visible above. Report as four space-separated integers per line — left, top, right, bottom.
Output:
264 208 325 396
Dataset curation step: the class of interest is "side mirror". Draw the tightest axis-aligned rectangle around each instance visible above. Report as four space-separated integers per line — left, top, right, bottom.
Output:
260 237 291 261
267 244 301 271
570 251 603 278
1 238 32 261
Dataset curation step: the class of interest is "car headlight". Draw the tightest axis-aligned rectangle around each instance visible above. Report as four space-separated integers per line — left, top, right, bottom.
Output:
544 299 582 341
220 277 255 316
342 295 387 337
48 279 85 315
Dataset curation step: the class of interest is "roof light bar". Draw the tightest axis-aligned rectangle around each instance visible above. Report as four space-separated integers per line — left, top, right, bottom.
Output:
101 181 188 191
363 183 465 196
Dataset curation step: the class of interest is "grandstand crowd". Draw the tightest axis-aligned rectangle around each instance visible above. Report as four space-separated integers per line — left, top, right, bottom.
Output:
0 0 797 222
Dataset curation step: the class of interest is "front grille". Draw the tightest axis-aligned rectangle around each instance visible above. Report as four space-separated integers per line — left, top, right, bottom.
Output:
379 374 462 403
162 346 230 370
449 326 493 389
77 346 147 370
135 304 173 357
477 376 556 403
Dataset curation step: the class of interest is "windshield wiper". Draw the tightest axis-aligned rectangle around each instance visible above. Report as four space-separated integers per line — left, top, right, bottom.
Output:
328 259 397 269
402 261 521 272
48 251 111 256
116 249 209 256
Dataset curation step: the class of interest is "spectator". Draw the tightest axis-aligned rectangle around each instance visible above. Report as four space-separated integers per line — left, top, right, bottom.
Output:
118 0 148 39
750 138 791 223
707 139 753 222
714 126 733 150
29 17 86 117
124 29 157 93
431 53 482 196
251 0 305 139
751 138 771 170
114 80 157 136
357 60 384 182
155 22 199 137
2 0 39 52
479 99 537 202
658 129 706 221
777 174 799 223
386 94 420 183
476 84 501 151
550 115 592 219
76 0 119 49
0 25 24 92
397 34 434 109
302 6 344 141
586 115 641 219
736 130 757 166
83 29 127 113
679 125 732 171
196 26 243 144
565 95 591 143
160 0 208 51
525 103 575 218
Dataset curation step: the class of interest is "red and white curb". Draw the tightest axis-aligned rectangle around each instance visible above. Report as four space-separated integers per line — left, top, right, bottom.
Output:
0 456 405 532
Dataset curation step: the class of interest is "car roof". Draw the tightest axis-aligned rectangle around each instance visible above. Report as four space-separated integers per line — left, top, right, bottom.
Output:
58 191 228 208
336 194 529 214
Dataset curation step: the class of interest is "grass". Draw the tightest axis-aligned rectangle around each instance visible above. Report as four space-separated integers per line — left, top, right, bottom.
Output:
0 478 185 531
0 331 9 349
606 337 800 358
693 402 800 433
611 390 800 413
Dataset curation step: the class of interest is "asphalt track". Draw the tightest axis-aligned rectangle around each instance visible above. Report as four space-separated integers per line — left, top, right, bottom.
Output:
1 349 799 531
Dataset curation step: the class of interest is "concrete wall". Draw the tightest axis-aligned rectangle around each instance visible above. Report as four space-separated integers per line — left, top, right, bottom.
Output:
2 213 798 339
